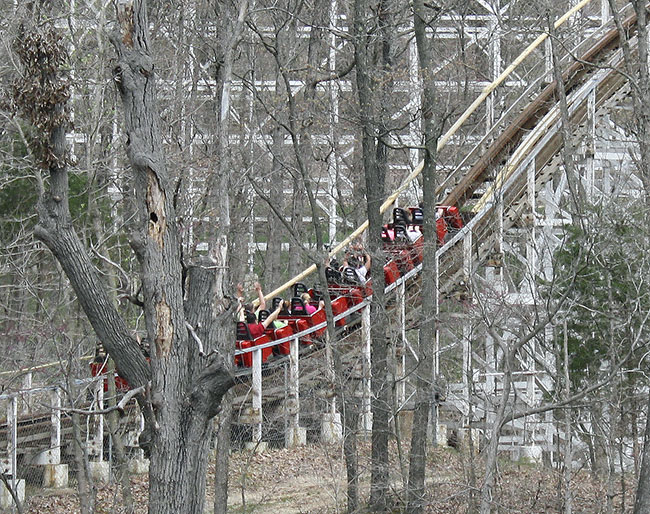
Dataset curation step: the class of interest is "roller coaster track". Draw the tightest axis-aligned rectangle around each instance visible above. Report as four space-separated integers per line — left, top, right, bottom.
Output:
231 1 642 432
0 1 643 464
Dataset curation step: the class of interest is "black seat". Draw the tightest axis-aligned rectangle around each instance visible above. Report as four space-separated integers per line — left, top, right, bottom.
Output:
342 266 360 285
326 266 342 283
293 282 308 297
393 207 410 225
290 297 308 315
258 309 270 322
410 207 423 226
236 322 252 340
393 220 408 242
272 297 283 311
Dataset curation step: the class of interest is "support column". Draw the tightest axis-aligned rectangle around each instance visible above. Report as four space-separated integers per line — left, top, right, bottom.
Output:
249 348 266 451
127 408 149 474
601 0 610 25
586 89 596 201
462 229 473 418
328 0 340 245
409 24 422 173
526 160 537 299
39 388 68 488
95 383 104 462
286 337 306 447
1 397 24 509
88 381 109 483
21 373 32 415
486 15 501 133
396 282 406 407
360 306 372 434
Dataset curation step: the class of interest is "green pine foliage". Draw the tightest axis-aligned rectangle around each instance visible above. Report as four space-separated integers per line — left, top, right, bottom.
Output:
552 201 650 386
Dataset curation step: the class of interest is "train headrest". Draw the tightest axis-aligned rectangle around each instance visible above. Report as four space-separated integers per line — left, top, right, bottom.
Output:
293 282 308 297
272 297 284 311
326 267 342 283
236 321 252 340
393 207 409 224
410 207 423 224
342 266 360 285
290 296 307 315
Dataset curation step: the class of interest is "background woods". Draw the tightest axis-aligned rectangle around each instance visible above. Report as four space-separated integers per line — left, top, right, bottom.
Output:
0 1 649 513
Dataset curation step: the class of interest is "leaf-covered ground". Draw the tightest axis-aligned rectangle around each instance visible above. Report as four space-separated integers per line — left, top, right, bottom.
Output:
24 441 635 513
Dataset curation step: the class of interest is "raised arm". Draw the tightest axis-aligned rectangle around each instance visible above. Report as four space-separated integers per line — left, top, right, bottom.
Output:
254 282 266 311
261 304 283 329
363 250 371 270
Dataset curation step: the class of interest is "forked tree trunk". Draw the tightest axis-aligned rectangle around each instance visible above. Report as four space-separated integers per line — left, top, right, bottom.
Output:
12 3 234 513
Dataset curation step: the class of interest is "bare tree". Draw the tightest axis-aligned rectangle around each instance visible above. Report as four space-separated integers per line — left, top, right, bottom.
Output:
10 2 235 513
352 0 393 506
406 0 445 510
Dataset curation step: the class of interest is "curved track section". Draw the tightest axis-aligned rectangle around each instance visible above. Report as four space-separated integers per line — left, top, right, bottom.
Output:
232 2 642 440
1 2 643 463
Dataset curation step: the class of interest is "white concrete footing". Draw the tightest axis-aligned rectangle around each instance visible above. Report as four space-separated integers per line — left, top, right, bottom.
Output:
459 427 481 452
519 445 542 464
321 412 342 443
88 461 110 483
33 448 59 466
285 426 307 448
244 441 268 453
0 478 24 509
127 459 149 474
435 423 448 447
43 463 69 488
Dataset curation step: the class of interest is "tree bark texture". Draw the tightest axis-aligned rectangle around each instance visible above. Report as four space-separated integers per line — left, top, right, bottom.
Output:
111 2 236 506
353 0 393 507
12 2 236 513
407 1 442 511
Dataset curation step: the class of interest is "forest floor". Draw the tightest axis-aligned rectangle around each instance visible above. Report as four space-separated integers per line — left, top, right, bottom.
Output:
23 440 635 513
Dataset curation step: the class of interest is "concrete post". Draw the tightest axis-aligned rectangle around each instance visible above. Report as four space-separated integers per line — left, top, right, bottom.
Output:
286 337 306 447
252 347 262 443
51 389 61 464
360 306 372 434
0 396 25 508
97 382 104 461
88 381 110 483
396 282 406 407
243 348 267 452
39 388 68 488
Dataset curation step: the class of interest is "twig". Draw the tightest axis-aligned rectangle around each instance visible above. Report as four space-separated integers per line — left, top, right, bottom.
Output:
0 472 24 514
185 321 205 356
59 385 146 416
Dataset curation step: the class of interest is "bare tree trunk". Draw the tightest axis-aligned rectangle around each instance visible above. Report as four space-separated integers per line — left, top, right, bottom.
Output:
213 394 232 514
352 0 394 507
106 358 134 513
604 9 650 512
206 0 249 509
10 3 235 513
407 0 443 510
562 322 572 514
